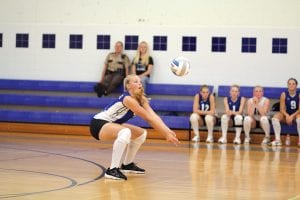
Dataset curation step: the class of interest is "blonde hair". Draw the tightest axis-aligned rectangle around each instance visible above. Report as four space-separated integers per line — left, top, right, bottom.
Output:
133 41 150 65
253 85 264 92
123 74 134 91
123 74 147 105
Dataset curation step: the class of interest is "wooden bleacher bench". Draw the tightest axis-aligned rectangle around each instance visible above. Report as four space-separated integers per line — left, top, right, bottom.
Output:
0 79 210 134
218 85 287 99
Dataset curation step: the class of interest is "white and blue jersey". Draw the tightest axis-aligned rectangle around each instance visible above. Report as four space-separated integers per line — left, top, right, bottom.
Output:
227 96 241 112
93 92 134 124
199 94 211 111
285 90 299 115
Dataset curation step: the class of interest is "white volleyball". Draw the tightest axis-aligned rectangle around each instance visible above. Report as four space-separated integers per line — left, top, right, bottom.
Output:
170 56 190 76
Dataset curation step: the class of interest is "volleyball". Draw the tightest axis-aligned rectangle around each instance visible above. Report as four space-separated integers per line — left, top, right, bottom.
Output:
170 56 190 76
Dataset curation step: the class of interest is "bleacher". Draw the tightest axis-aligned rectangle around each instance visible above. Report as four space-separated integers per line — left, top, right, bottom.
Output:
0 79 298 140
0 79 208 132
218 85 286 99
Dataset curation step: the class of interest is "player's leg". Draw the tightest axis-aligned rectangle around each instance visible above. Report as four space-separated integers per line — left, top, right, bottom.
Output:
271 112 284 146
219 114 229 144
205 115 215 143
296 114 300 147
121 123 147 174
243 116 255 144
99 123 131 180
190 113 201 142
260 116 271 145
233 115 243 144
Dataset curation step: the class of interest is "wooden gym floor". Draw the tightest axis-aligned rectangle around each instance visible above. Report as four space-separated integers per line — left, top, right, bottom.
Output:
0 129 300 200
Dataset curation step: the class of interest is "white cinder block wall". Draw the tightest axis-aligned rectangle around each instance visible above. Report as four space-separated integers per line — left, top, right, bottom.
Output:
0 0 299 89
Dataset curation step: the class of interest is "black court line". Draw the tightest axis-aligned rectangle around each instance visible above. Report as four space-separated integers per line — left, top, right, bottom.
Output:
1 139 298 198
0 146 106 185
0 168 77 199
0 146 106 198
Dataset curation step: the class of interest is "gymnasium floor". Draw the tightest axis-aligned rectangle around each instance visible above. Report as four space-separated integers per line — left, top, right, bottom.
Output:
0 131 299 200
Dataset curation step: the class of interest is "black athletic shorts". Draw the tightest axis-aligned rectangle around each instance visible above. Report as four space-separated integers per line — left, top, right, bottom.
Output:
89 118 109 140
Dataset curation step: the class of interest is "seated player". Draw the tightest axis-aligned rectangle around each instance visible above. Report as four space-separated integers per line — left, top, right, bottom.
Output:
190 85 216 142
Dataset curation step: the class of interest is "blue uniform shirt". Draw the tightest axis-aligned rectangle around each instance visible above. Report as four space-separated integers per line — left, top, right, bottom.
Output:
227 96 241 112
198 94 211 111
285 90 299 115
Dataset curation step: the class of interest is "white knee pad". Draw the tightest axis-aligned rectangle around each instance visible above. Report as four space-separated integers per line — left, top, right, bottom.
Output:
205 115 214 137
234 115 243 126
117 128 131 144
260 116 269 125
205 115 214 124
243 116 252 137
133 130 147 144
296 117 300 125
221 114 229 124
272 117 281 140
221 114 229 136
244 116 252 125
190 113 199 122
272 117 280 125
260 116 270 136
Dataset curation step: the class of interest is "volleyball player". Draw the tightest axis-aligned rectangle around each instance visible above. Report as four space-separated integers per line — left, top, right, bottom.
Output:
90 74 179 180
190 85 216 142
218 85 245 144
243 86 271 144
271 78 300 146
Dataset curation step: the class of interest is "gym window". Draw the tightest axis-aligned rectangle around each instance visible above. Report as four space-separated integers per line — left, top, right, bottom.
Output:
153 36 167 51
182 36 196 51
16 33 29 48
69 34 83 49
272 38 287 54
42 34 56 48
241 37 256 53
125 35 139 50
212 36 226 52
97 35 110 49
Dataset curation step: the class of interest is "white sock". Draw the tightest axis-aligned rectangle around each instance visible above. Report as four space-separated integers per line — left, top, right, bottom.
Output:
221 114 229 139
234 115 243 139
272 118 281 141
123 130 147 165
190 113 200 137
110 128 131 169
235 128 242 139
243 116 252 139
205 115 214 138
260 116 270 138
296 118 300 138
